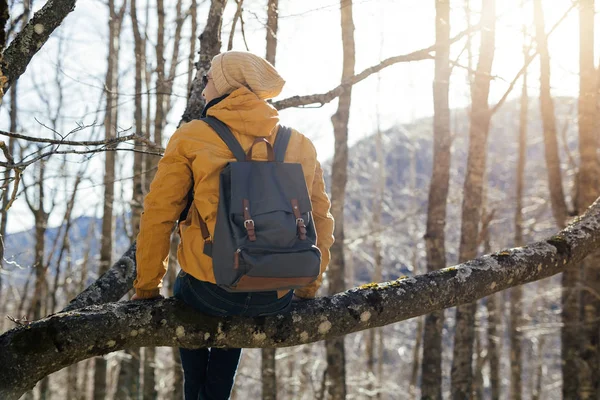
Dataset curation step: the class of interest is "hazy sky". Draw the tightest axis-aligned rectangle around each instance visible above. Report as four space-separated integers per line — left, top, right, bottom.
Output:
0 0 592 233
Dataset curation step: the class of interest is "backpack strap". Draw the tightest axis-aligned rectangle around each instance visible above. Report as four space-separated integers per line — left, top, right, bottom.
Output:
273 125 291 162
202 116 246 162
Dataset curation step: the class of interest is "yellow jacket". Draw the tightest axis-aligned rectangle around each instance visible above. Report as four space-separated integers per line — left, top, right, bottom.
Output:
134 87 335 299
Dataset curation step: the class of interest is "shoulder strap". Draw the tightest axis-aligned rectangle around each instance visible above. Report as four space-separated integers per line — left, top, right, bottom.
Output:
273 125 291 162
202 116 246 162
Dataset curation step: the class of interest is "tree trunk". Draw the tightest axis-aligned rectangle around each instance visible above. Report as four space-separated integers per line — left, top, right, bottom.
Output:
0 79 18 319
130 0 145 239
262 8 280 392
143 347 157 399
187 0 198 93
510 33 529 400
95 2 123 398
577 1 600 398
421 2 451 399
410 317 424 400
532 2 577 398
451 0 495 398
325 1 355 399
262 347 277 400
486 293 500 400
181 0 226 124
265 0 278 65
115 349 140 399
146 0 167 185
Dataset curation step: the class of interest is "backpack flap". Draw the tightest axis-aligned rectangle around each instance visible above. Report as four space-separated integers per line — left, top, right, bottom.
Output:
212 160 321 292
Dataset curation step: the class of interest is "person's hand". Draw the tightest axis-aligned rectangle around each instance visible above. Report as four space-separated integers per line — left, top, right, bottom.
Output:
131 293 164 301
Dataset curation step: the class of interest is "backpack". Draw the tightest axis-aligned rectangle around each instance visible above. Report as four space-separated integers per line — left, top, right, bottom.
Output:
180 116 322 292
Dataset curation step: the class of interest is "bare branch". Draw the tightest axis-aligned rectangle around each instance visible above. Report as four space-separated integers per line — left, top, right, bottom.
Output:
272 25 477 110
1 0 78 98
0 146 163 169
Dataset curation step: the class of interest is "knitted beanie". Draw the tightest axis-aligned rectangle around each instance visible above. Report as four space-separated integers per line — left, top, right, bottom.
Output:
210 51 285 99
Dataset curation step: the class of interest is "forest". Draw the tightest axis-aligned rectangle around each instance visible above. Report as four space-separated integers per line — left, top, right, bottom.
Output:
1 0 600 399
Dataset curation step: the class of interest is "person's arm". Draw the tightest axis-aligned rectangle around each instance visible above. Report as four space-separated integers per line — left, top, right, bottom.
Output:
295 159 335 299
134 129 192 299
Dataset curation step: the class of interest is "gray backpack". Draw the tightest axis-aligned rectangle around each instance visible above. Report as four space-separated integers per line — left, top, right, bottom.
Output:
181 116 322 292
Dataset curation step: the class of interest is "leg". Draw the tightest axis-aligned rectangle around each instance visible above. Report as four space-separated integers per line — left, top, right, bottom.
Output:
203 348 242 400
179 347 209 400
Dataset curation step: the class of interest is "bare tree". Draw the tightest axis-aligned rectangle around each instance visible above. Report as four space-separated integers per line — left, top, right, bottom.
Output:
421 1 450 398
325 1 355 399
531 2 576 397
95 1 125 398
577 0 600 397
261 2 280 396
510 26 529 400
451 0 495 397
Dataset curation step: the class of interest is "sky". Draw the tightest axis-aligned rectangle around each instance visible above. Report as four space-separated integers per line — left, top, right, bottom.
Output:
0 0 593 234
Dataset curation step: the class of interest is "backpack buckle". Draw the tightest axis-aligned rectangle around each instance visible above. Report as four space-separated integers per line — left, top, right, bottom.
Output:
296 218 305 225
244 219 257 241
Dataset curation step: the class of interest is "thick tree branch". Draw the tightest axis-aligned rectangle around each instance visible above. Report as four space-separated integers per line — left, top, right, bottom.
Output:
2 197 600 399
272 25 477 110
1 0 77 98
62 242 137 312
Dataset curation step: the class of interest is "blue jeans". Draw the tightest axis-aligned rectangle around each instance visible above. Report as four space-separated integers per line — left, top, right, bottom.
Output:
173 270 293 400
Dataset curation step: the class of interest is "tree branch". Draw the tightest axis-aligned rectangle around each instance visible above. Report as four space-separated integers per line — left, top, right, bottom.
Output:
2 196 600 399
0 129 161 150
0 0 78 98
272 24 477 110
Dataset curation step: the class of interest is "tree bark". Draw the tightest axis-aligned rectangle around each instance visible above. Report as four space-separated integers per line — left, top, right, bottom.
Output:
325 1 355 399
3 199 600 399
421 2 450 399
265 0 278 65
577 1 600 398
0 0 77 97
180 0 226 124
451 0 495 398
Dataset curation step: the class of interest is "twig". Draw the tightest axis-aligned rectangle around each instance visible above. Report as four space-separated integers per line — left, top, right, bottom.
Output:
238 2 250 51
0 147 163 169
0 129 162 150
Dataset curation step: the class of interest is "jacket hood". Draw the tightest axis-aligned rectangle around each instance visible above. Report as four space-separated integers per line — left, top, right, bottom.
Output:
206 86 280 137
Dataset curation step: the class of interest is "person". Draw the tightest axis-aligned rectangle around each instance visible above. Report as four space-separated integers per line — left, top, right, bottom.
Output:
132 51 335 400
